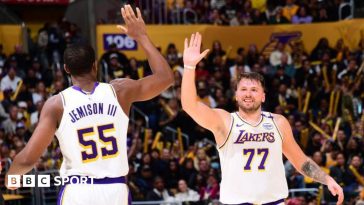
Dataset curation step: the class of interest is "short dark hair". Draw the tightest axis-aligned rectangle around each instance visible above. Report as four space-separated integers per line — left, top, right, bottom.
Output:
236 72 265 91
64 44 95 76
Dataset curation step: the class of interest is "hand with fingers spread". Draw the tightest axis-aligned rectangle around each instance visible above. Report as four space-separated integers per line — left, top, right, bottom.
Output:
327 176 344 205
117 4 146 40
183 32 209 69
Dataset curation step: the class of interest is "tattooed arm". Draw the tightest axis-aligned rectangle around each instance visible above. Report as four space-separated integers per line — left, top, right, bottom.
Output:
301 158 329 184
273 114 344 205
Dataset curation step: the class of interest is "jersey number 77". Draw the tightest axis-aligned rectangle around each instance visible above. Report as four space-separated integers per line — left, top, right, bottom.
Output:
243 148 269 171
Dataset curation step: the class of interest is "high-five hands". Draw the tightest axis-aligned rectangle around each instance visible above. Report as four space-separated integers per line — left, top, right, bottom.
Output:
183 32 209 69
117 4 147 40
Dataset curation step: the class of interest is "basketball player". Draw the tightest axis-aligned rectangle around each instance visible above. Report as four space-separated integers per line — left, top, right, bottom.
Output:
181 33 344 205
6 5 174 205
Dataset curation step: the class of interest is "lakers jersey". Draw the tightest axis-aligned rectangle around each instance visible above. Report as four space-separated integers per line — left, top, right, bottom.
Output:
218 111 288 204
55 82 129 178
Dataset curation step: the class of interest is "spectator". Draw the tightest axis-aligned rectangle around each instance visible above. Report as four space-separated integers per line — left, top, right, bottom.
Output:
0 67 21 93
197 81 217 108
310 37 335 61
220 0 238 25
158 98 180 128
32 81 48 105
343 155 364 199
165 43 181 67
8 45 30 77
0 44 6 69
251 9 268 25
276 53 295 78
30 100 44 130
270 42 293 67
292 6 313 24
199 174 219 202
210 0 225 10
107 53 129 79
306 132 324 156
174 179 199 202
164 160 180 190
268 7 290 24
146 176 173 203
338 59 357 81
356 190 364 205
207 41 226 67
180 158 198 187
99 43 129 81
315 7 330 22
208 9 223 25
330 152 346 188
2 105 19 135
196 59 210 81
282 0 299 21
246 44 260 68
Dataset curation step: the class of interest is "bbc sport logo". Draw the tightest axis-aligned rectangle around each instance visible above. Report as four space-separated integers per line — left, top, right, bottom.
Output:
7 175 95 188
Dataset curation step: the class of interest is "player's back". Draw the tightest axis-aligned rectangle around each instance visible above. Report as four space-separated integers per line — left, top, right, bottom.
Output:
55 82 129 178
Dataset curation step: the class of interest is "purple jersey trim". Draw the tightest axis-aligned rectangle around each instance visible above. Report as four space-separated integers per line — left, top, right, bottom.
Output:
227 198 285 205
57 185 66 205
64 175 126 185
72 82 100 95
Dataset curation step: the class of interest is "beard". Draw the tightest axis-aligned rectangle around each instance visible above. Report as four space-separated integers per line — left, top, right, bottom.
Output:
238 101 262 113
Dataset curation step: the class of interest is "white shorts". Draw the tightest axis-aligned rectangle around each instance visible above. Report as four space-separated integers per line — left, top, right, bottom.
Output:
57 177 130 205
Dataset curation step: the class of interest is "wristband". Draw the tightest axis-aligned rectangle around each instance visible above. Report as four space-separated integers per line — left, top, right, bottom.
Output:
184 65 196 70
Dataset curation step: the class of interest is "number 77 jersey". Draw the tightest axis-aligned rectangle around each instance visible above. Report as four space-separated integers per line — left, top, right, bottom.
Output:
55 83 129 178
217 112 288 204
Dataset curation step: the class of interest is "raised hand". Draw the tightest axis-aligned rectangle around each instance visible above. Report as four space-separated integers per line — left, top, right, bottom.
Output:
183 32 209 68
117 4 147 40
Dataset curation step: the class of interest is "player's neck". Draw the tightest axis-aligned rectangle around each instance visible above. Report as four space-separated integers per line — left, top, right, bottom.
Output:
238 110 262 125
71 76 98 92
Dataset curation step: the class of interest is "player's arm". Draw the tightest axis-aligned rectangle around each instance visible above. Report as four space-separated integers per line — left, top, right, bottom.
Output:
275 114 344 205
111 5 174 103
181 33 230 145
6 95 62 187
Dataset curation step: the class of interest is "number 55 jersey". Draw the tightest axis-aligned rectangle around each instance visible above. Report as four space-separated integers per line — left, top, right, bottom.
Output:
217 112 288 204
55 82 129 178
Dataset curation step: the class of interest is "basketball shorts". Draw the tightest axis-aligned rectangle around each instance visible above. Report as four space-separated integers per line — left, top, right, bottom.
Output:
57 176 131 205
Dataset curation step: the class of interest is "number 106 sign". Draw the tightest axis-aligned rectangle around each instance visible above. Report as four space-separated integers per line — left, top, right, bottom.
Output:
103 34 137 51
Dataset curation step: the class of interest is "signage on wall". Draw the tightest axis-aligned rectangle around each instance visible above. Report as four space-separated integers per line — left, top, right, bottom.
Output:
103 34 137 51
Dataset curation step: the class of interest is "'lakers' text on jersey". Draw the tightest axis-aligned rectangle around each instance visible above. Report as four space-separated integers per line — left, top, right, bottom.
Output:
55 82 129 178
218 112 288 204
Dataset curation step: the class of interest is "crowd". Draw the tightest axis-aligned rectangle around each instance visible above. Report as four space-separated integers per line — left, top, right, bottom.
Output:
0 2 364 205
98 0 349 25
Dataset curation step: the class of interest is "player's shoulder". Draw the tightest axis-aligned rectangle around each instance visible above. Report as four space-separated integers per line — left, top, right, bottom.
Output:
44 94 63 112
40 94 63 123
212 108 231 121
270 113 290 128
110 78 138 94
110 78 135 88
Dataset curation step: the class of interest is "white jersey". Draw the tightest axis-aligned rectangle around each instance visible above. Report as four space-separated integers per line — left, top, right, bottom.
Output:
55 82 129 178
218 111 288 204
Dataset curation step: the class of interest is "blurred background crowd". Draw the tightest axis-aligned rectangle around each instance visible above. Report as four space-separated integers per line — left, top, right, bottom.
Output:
99 0 356 25
0 0 364 205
